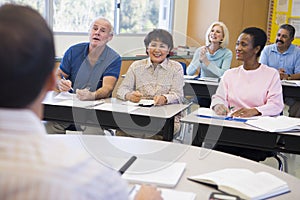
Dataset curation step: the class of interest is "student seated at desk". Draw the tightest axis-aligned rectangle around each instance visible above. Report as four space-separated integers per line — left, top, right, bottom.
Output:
117 29 184 138
45 16 121 134
210 27 284 161
0 4 162 200
186 22 232 107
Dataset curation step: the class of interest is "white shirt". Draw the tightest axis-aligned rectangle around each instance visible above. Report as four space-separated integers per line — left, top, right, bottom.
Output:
0 108 128 200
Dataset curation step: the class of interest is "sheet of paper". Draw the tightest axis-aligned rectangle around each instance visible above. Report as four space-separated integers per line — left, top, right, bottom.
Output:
128 184 196 200
94 103 139 113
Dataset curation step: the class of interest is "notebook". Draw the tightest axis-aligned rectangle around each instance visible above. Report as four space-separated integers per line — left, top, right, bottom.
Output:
122 161 186 188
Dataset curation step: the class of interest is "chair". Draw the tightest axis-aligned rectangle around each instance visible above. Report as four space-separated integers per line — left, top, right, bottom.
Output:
179 62 187 75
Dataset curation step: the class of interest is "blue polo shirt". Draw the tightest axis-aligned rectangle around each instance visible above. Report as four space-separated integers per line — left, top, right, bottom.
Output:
259 44 300 74
60 42 121 92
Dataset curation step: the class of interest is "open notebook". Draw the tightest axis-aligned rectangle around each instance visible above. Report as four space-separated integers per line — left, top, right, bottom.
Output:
122 161 186 188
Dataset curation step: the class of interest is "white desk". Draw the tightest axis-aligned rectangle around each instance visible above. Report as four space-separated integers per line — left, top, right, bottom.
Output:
51 135 300 199
180 109 300 154
43 91 190 141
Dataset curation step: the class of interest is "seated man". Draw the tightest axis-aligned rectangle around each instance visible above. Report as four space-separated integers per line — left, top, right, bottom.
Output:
260 24 300 117
45 16 121 134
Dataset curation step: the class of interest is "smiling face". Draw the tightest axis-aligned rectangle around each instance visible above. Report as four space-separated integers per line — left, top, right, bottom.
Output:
276 28 293 52
209 25 224 44
89 18 113 49
146 40 170 64
235 33 259 61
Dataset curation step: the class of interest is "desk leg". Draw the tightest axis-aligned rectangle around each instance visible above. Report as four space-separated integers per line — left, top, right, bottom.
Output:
162 118 174 142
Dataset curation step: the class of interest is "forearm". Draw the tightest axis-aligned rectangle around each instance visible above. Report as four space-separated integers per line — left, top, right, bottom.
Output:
94 86 114 99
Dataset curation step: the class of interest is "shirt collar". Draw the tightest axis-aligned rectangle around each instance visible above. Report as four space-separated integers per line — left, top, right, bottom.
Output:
145 57 169 70
0 108 46 135
271 43 295 55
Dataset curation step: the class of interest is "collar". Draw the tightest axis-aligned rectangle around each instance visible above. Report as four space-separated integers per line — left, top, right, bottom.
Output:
145 57 169 70
271 43 295 55
0 108 46 135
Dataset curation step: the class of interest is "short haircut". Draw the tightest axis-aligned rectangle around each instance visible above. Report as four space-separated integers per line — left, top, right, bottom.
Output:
144 29 174 57
241 27 267 57
89 17 114 35
279 24 295 38
205 21 230 48
0 4 55 108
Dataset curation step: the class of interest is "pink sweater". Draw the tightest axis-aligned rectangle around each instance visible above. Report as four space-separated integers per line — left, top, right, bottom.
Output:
211 64 284 116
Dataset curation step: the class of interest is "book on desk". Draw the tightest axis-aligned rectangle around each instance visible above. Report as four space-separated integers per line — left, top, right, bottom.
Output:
187 168 290 200
245 115 300 132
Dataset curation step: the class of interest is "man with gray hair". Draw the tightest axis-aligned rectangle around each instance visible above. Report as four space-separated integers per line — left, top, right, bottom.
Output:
46 16 122 134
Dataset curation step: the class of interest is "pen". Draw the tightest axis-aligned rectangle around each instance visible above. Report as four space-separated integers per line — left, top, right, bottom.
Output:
119 155 137 175
196 114 247 122
61 75 74 92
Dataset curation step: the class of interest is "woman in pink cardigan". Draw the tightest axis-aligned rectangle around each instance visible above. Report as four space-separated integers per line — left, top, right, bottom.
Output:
210 27 284 162
211 27 284 117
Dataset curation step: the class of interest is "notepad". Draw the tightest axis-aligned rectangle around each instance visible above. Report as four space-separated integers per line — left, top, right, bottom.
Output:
122 162 186 188
197 77 220 82
128 184 196 200
282 80 300 86
245 115 300 132
188 168 290 200
123 99 155 107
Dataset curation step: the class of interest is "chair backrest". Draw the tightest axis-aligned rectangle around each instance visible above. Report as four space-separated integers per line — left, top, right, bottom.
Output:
179 62 187 75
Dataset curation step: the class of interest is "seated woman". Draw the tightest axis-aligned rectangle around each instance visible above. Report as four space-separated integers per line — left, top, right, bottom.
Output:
187 21 232 107
210 27 284 161
117 29 184 139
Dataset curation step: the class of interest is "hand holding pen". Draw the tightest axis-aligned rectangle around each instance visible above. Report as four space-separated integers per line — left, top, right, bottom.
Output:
59 75 74 92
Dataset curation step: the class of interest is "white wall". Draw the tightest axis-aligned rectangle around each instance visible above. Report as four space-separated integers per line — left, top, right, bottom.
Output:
53 0 189 57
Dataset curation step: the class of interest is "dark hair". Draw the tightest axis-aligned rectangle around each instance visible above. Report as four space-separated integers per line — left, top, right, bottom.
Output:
144 29 173 57
241 27 267 57
0 4 55 108
279 24 295 38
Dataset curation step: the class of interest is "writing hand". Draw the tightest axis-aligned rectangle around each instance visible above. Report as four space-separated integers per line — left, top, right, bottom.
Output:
59 78 73 92
213 104 229 115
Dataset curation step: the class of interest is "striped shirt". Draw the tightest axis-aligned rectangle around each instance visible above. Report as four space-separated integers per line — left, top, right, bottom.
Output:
0 109 128 200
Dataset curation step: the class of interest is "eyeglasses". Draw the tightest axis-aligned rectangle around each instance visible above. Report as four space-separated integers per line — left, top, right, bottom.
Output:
148 42 169 50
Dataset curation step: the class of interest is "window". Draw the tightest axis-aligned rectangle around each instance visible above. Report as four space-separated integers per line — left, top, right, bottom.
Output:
0 0 174 34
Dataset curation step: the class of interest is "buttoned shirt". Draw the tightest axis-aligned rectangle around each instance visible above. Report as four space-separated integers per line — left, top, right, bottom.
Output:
117 58 184 104
259 44 300 75
0 109 128 200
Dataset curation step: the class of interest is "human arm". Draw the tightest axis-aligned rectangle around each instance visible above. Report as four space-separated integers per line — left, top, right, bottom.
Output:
159 61 184 104
205 49 232 77
56 68 73 92
76 76 118 100
134 185 162 200
254 71 284 116
186 47 201 75
117 63 138 101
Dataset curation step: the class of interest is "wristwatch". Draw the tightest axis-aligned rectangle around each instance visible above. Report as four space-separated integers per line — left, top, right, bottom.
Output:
287 74 291 80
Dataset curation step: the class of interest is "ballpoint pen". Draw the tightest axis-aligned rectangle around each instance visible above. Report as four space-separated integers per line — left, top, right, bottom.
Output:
61 75 74 92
